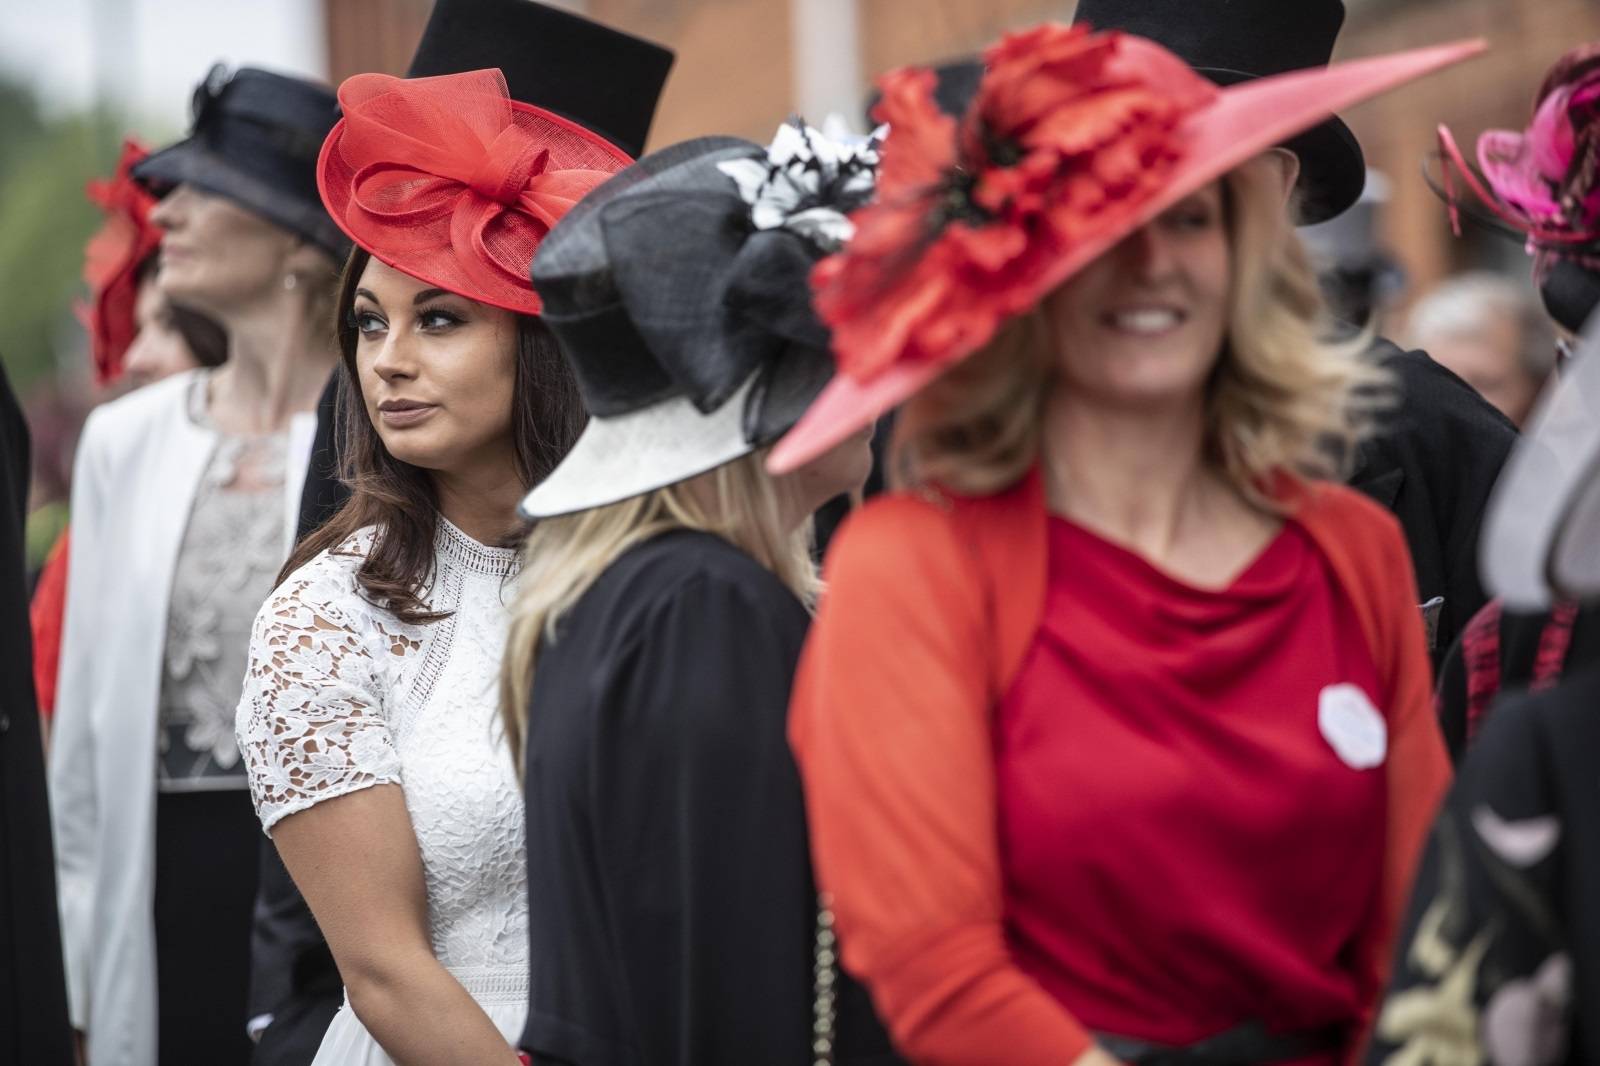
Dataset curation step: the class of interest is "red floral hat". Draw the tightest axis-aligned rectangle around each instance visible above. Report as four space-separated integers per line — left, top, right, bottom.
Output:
317 68 633 315
768 25 1484 474
78 139 163 385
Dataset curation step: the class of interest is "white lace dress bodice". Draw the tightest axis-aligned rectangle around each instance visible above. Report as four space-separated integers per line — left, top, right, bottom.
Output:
236 520 527 1061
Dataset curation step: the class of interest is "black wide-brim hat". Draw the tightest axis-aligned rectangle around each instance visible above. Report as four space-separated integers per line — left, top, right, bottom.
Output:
133 65 349 259
1070 0 1364 224
405 0 674 159
521 131 873 518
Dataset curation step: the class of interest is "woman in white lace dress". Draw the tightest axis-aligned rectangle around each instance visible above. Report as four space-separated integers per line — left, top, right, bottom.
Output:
235 66 635 1065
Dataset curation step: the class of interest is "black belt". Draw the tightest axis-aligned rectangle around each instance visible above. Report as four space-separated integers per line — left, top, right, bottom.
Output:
1094 1021 1343 1065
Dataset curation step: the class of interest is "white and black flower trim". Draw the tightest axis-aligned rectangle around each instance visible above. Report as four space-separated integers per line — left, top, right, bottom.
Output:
717 118 886 253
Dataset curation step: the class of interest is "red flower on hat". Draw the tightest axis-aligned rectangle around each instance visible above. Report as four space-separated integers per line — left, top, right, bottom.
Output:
812 25 1216 381
78 139 163 385
318 69 632 315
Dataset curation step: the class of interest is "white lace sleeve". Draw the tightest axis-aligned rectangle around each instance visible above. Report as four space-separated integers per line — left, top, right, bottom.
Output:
236 555 406 833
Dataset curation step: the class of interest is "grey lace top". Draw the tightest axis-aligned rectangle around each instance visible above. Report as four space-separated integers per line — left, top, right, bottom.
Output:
156 372 288 792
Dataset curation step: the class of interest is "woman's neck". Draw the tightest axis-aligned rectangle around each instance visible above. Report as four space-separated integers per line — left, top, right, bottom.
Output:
1040 387 1220 563
208 288 336 435
1040 386 1283 588
432 451 526 546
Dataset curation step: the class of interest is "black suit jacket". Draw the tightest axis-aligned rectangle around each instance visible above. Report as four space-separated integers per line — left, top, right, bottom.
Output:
248 371 347 1065
1349 340 1517 660
0 361 74 1066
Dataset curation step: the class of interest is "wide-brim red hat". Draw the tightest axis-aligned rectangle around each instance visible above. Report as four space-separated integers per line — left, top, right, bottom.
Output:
317 68 632 316
79 138 162 386
768 28 1485 475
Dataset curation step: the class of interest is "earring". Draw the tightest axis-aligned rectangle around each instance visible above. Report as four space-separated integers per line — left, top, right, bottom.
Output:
283 273 298 291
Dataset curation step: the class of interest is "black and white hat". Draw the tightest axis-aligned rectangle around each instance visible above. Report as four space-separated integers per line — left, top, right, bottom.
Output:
519 122 880 518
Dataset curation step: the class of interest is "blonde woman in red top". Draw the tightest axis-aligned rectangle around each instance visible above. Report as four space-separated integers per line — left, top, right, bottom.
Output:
767 26 1484 1066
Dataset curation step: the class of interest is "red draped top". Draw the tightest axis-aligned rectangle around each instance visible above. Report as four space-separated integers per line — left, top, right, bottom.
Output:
995 516 1384 1059
790 470 1448 1066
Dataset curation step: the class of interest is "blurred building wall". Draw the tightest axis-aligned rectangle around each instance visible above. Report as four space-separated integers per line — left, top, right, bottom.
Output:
322 0 1065 147
322 0 1600 306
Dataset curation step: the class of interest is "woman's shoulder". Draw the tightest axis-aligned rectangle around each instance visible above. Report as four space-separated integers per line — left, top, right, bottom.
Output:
603 529 803 617
1289 477 1409 562
262 527 381 629
827 488 969 562
77 371 202 456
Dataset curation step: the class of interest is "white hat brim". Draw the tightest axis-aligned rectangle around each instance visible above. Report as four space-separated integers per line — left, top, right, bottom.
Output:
1481 314 1600 608
519 374 757 519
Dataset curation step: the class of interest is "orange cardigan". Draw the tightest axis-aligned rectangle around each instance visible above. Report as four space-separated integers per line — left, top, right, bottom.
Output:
789 468 1449 1066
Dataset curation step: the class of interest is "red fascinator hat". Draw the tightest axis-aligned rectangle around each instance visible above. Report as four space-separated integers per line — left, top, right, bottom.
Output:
317 68 633 315
79 139 162 385
768 25 1484 474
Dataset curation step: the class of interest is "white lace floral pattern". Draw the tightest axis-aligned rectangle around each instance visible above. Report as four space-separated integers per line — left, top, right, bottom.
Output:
236 521 527 968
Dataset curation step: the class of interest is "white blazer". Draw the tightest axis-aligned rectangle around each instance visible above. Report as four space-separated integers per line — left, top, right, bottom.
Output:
49 370 314 1066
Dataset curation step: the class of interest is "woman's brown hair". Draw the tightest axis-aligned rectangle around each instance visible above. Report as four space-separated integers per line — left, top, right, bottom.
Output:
278 247 585 623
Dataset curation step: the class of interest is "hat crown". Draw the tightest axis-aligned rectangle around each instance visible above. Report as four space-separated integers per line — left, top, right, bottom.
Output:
192 66 341 162
1072 0 1345 79
404 0 674 158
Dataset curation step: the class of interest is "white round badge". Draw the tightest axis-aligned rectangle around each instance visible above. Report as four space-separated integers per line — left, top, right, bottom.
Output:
1317 683 1387 770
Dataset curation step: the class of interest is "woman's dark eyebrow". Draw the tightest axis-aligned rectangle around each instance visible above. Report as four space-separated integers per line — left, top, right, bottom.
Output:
355 286 452 306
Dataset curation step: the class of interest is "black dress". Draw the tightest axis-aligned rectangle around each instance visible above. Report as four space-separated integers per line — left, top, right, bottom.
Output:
1367 663 1600 1065
519 529 901 1066
0 360 74 1066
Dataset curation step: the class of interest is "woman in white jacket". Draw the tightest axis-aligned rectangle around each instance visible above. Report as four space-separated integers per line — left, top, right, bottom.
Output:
49 64 346 1066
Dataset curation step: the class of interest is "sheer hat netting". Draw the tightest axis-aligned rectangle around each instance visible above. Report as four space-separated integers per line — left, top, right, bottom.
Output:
766 26 1486 475
317 68 633 316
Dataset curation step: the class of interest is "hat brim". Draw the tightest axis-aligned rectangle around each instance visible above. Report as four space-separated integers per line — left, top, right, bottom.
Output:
768 38 1486 476
1482 313 1600 608
133 139 350 260
1197 66 1364 225
519 373 758 519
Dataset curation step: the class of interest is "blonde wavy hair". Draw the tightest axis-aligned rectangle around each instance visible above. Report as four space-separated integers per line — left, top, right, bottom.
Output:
499 449 819 771
892 157 1387 508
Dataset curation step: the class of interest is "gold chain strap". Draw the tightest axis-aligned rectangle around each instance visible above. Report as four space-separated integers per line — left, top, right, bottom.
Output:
812 894 839 1066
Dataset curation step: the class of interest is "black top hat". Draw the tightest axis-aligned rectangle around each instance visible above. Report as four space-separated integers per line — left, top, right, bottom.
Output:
133 65 349 258
1071 0 1363 223
520 126 879 517
405 0 674 159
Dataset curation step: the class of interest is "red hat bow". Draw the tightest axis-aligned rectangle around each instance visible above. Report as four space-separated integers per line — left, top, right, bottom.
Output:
319 69 632 315
79 138 163 385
